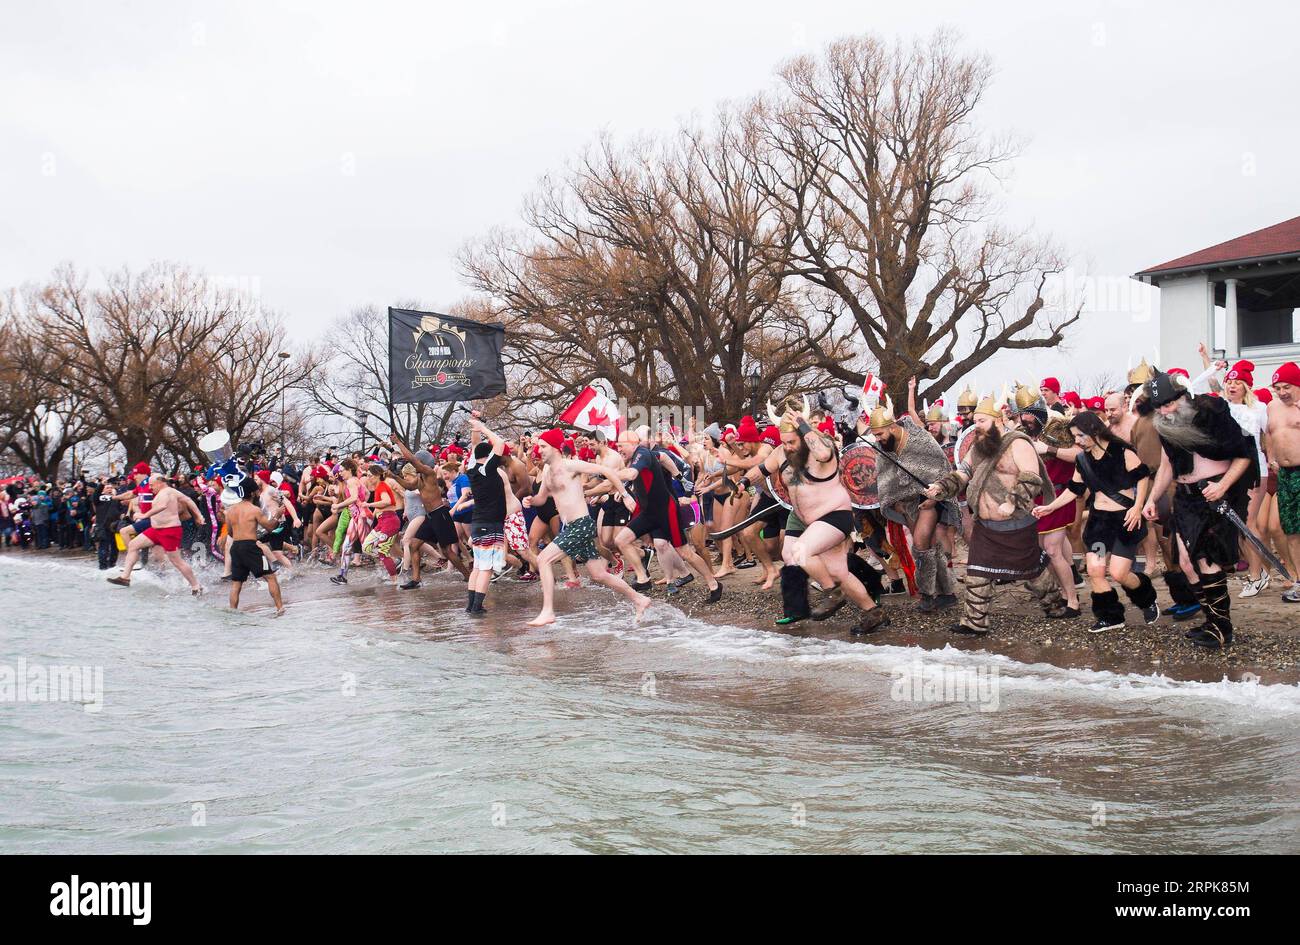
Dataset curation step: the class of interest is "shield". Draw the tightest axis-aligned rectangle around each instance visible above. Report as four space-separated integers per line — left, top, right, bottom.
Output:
942 440 956 467
765 472 793 511
954 424 978 468
840 441 879 510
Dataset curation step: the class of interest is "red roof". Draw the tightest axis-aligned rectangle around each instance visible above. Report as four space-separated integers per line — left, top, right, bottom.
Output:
1137 214 1300 277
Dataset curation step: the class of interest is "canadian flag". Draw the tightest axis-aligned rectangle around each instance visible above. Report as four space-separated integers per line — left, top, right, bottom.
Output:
559 386 622 441
861 372 885 404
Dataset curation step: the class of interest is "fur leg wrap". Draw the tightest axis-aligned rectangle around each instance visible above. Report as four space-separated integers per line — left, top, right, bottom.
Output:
1025 566 1065 614
1122 571 1157 610
1162 569 1198 606
913 547 939 597
934 549 955 595
1090 588 1124 624
846 552 883 602
963 574 994 630
780 565 810 620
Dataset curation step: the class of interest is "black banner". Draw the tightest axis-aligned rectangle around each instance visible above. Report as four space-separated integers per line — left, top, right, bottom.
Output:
388 308 506 404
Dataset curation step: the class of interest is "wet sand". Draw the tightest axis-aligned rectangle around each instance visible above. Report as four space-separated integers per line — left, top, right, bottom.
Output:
667 567 1300 686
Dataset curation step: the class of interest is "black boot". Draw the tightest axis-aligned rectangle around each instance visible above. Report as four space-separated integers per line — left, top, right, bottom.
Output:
1162 570 1201 620
775 565 810 626
1088 589 1125 633
1188 572 1232 648
1122 572 1159 624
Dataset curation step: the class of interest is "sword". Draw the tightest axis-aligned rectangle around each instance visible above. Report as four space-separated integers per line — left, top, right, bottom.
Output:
1204 489 1294 583
707 504 774 542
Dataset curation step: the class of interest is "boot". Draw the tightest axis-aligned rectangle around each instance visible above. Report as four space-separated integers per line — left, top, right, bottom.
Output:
956 575 993 635
811 586 845 620
1188 571 1233 648
1162 569 1201 619
913 547 939 598
1088 589 1125 633
776 565 810 625
1121 571 1159 624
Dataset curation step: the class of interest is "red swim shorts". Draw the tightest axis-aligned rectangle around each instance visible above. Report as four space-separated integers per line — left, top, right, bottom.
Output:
143 525 183 552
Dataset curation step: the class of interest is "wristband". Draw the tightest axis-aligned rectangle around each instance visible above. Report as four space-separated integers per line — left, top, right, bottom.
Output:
797 420 813 436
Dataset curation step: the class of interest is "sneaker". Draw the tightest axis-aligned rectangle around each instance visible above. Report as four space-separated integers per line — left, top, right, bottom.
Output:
673 574 694 588
1142 602 1160 624
1169 602 1202 620
934 593 959 610
916 594 936 613
609 557 624 576
1239 576 1264 598
329 575 347 585
1049 606 1082 619
399 580 421 590
1088 617 1124 633
1283 586 1300 603
631 579 652 592
735 559 757 569
517 571 538 582
706 584 723 603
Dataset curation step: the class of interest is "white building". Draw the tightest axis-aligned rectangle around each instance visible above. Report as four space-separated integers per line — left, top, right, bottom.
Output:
1134 215 1300 380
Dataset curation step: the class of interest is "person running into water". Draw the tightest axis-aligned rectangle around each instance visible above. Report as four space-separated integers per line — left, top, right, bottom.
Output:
389 434 469 587
329 459 369 585
225 477 286 616
525 429 652 627
359 463 403 585
461 415 509 616
612 428 722 602
108 473 205 595
770 398 888 635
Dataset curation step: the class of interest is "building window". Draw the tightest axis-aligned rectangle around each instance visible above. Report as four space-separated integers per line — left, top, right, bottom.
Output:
1240 307 1299 349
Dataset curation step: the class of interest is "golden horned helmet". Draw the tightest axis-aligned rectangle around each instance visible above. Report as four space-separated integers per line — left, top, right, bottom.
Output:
974 385 1009 420
957 386 977 409
1127 358 1156 386
868 394 898 431
767 394 811 433
924 399 947 423
1013 380 1041 412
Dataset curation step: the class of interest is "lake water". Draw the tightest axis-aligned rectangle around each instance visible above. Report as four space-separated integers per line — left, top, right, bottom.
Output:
2 554 1296 854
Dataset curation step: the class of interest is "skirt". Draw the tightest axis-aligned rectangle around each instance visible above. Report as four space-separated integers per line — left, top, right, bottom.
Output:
967 518 1046 583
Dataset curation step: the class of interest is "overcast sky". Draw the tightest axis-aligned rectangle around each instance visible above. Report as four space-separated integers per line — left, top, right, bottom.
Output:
3 0 1297 396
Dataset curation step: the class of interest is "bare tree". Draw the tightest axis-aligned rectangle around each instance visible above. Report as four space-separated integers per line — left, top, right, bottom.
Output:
760 31 1080 404
462 109 856 421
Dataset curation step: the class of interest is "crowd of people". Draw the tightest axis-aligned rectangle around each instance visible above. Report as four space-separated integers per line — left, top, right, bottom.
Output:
5 345 1299 650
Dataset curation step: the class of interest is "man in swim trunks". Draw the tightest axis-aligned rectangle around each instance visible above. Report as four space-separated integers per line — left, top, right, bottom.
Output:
769 398 888 635
108 473 205 595
225 476 286 615
1267 362 1300 602
612 428 722 603
390 434 469 586
525 428 652 627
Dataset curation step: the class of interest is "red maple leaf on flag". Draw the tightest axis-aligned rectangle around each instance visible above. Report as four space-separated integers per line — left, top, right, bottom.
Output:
585 406 611 428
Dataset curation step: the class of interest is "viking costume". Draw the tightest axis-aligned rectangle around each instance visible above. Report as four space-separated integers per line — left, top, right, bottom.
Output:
1146 372 1256 648
929 394 1068 633
870 397 959 608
